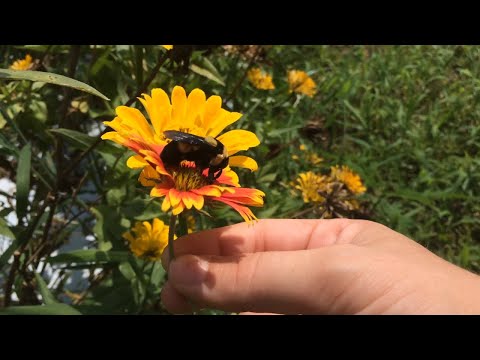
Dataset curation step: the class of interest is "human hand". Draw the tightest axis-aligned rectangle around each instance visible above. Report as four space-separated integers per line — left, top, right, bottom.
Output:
160 219 480 314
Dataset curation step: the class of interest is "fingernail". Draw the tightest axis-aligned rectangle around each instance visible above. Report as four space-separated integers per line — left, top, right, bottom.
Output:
169 255 209 286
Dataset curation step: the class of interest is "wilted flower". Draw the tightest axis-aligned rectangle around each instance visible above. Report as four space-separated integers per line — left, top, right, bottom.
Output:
292 165 366 219
330 165 366 195
247 68 275 90
288 70 317 97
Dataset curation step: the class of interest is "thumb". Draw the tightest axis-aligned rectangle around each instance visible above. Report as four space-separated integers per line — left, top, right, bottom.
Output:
165 247 349 314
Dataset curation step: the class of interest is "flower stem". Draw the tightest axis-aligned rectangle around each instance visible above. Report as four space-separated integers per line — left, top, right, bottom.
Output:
168 214 177 262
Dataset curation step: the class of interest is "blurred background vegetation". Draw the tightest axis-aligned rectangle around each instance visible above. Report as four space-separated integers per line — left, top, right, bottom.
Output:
1 45 479 314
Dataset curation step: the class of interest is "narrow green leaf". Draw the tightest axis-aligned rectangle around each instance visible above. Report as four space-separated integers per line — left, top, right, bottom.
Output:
0 304 81 315
190 64 225 86
49 128 95 151
48 250 131 265
16 143 31 221
0 218 15 240
0 69 110 101
343 100 367 127
34 272 58 305
1 240 18 269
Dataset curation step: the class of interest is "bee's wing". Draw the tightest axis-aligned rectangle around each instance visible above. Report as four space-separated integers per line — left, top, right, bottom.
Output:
163 130 209 146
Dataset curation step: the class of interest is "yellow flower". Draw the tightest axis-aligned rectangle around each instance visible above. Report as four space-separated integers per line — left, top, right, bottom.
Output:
247 68 275 90
294 171 329 203
307 153 323 166
162 45 173 50
186 214 196 234
10 54 34 71
330 165 366 195
103 86 260 173
102 86 265 222
291 146 323 166
288 70 317 97
122 218 175 261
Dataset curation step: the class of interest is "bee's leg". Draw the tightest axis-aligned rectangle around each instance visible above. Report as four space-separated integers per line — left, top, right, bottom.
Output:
207 167 215 183
213 169 223 179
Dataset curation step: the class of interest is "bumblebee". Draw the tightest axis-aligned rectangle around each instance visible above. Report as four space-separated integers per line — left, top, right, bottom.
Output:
160 130 229 182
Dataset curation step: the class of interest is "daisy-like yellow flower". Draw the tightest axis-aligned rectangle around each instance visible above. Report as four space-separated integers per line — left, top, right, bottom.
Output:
102 86 265 222
288 70 317 97
10 54 34 70
122 218 175 261
330 165 366 195
162 45 173 50
294 171 329 203
247 68 275 90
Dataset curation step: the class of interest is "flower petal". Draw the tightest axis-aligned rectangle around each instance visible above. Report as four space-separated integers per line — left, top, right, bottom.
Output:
207 110 242 138
187 89 206 127
168 188 182 207
161 194 171 212
171 86 187 129
203 95 223 130
217 130 260 156
212 197 258 223
190 193 204 210
127 155 149 169
151 185 169 197
228 155 258 172
192 185 223 197
172 202 185 215
139 88 172 136
116 106 154 142
140 165 161 187
216 166 240 187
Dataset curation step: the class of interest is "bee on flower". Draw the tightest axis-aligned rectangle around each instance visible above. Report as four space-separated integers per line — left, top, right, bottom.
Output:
102 86 265 223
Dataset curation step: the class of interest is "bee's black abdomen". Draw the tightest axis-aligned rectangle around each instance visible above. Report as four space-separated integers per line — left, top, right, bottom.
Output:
161 130 229 181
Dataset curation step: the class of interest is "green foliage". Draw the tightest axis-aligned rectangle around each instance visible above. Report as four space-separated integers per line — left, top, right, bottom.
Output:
1 45 480 314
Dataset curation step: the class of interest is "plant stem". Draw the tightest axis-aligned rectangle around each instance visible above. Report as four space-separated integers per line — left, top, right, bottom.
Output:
168 214 177 262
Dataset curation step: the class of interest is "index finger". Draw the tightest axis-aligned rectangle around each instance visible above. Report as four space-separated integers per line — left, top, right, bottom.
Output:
162 218 354 266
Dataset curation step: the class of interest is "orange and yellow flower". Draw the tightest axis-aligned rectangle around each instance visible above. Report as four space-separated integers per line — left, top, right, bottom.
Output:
10 54 34 71
123 218 175 260
102 86 265 222
247 68 275 90
288 70 317 97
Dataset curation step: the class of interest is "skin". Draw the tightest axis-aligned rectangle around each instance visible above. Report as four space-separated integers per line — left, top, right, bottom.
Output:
160 219 480 315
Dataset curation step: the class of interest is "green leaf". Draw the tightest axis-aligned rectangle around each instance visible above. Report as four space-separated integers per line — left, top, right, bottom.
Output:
0 110 6 129
190 64 225 86
0 304 81 315
49 128 96 151
34 272 58 305
0 218 15 240
118 261 136 281
0 69 110 101
48 250 131 265
16 143 31 221
149 261 166 290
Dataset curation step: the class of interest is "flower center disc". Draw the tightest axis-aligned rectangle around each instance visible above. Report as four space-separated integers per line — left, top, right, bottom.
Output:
173 163 210 191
